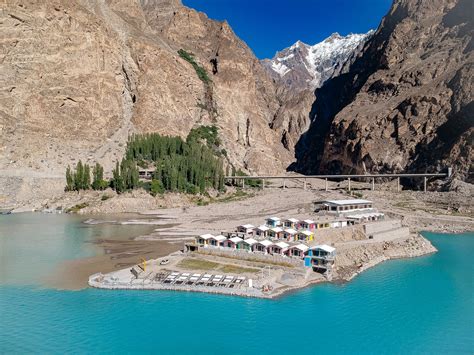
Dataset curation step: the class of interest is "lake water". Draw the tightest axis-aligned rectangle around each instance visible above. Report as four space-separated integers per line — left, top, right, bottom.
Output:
0 213 473 354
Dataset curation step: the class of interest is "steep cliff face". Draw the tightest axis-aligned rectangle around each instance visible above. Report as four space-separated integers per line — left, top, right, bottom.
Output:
0 0 292 206
294 0 473 182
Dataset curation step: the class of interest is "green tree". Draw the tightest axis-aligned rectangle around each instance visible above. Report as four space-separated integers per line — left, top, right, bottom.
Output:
92 163 105 190
65 165 74 191
150 179 164 196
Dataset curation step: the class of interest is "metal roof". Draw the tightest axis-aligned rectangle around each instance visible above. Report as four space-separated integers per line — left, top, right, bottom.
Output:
323 199 372 205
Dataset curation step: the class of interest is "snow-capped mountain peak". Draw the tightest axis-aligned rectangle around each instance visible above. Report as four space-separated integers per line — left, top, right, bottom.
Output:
262 31 374 90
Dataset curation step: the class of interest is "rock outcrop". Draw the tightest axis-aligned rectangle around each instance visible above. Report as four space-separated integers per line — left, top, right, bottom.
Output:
0 0 292 207
293 0 473 183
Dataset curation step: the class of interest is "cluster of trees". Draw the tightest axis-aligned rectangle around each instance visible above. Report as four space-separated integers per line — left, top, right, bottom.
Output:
65 129 225 195
65 162 107 191
126 131 225 194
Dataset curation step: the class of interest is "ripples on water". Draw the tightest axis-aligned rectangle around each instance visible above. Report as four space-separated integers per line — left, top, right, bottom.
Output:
0 215 473 354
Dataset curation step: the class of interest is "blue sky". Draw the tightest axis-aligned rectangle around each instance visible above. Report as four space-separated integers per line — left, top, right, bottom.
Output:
182 0 392 59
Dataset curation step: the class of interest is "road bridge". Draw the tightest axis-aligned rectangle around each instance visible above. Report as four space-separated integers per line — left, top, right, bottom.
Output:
224 169 452 192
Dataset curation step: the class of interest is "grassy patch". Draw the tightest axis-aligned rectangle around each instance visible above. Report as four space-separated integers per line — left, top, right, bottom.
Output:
219 264 259 274
178 258 219 270
66 202 89 213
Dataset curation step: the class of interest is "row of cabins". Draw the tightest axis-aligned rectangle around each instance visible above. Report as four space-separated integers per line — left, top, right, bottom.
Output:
196 234 312 259
194 234 336 267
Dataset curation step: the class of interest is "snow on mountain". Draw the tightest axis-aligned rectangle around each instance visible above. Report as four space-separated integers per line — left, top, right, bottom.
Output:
262 31 374 91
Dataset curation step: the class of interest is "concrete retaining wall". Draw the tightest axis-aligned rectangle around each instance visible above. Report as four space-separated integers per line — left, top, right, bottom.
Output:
364 220 402 235
194 248 303 267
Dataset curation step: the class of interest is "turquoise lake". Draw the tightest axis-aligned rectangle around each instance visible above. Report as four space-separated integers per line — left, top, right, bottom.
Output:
0 213 473 354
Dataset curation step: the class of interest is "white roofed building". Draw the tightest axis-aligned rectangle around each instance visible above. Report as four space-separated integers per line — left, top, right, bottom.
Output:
237 224 255 235
255 225 270 238
269 241 289 256
287 244 309 258
283 218 299 228
266 217 282 228
318 199 374 215
252 240 273 254
268 227 284 239
195 234 214 245
305 244 336 271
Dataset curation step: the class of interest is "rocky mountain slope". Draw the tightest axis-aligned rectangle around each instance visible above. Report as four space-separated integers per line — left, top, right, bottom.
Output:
0 0 292 208
293 0 473 183
262 32 372 92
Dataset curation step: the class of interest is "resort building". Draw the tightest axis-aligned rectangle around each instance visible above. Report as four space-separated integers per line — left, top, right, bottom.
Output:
283 218 299 229
299 219 316 231
196 234 214 245
283 228 297 241
266 217 281 228
240 238 257 251
287 244 309 258
208 235 226 247
253 240 273 254
317 199 374 215
255 225 270 238
305 245 336 270
315 221 331 229
268 227 284 239
237 224 255 235
296 230 313 242
269 241 289 256
223 236 242 249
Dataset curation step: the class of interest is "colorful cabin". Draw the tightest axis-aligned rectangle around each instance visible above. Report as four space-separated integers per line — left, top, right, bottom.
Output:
255 225 270 238
299 219 316 231
241 238 257 251
296 230 313 241
223 236 242 248
287 244 309 258
236 224 255 235
306 244 336 270
283 218 299 229
252 240 273 254
266 217 281 228
208 234 226 247
283 228 297 241
268 227 284 239
269 241 289 256
315 222 331 229
196 234 214 245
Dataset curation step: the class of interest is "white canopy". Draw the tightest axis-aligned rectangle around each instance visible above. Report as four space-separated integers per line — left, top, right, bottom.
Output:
244 238 258 246
284 218 299 223
229 236 243 243
284 228 297 235
312 244 336 253
298 230 313 236
257 225 270 231
303 219 315 224
274 241 289 249
267 217 281 221
199 234 214 240
271 227 283 233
